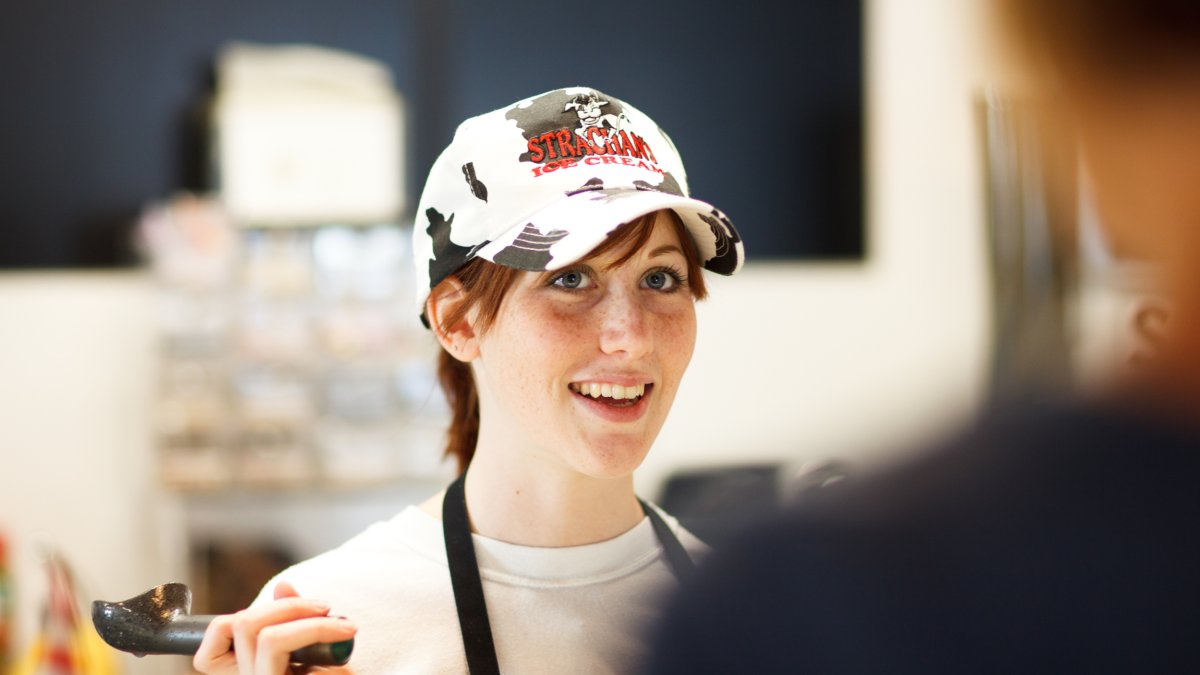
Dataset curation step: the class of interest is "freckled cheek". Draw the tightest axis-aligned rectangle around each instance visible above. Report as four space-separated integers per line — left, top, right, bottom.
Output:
653 308 697 387
529 306 589 349
505 306 591 393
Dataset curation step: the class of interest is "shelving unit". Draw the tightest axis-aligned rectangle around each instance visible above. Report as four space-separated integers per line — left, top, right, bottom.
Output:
137 44 452 617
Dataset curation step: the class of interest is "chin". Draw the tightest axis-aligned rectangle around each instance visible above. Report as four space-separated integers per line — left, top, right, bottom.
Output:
569 435 652 479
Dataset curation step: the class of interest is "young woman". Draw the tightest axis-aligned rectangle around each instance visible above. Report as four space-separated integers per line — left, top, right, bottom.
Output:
193 87 743 674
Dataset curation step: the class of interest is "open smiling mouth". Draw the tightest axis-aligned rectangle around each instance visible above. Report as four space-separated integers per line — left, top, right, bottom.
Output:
568 382 652 408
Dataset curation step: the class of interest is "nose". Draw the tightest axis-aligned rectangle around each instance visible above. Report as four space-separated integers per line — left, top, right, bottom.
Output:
596 287 652 358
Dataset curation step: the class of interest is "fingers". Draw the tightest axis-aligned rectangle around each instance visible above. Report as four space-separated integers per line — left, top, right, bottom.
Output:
274 580 300 601
192 586 355 675
271 583 358 675
194 613 237 674
232 596 336 675
253 616 358 675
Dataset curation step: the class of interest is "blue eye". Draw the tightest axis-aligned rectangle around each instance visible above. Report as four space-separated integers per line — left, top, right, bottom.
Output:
552 269 591 290
643 267 683 292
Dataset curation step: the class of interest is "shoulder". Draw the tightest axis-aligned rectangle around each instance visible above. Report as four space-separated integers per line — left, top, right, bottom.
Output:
252 506 466 673
770 400 1200 528
254 505 449 609
715 400 1200 573
646 402 1200 673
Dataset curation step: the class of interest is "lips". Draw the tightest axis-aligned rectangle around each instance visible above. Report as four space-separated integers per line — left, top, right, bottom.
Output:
568 380 654 422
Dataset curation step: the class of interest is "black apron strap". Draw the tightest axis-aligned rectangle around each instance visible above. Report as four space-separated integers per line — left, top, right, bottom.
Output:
638 498 697 583
442 474 695 674
443 473 501 675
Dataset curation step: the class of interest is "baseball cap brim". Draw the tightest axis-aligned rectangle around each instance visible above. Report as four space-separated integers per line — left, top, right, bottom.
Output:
471 188 744 277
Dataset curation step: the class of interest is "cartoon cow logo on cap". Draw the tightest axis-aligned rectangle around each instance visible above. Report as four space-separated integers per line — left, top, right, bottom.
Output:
564 93 628 140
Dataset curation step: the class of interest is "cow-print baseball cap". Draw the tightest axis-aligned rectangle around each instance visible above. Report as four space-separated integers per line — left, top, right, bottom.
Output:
413 86 744 326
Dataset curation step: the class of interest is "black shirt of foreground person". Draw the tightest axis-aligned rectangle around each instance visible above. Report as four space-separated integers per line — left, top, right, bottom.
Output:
645 402 1200 674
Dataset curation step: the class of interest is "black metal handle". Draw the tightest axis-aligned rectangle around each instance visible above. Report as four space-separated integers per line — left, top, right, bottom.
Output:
91 583 353 666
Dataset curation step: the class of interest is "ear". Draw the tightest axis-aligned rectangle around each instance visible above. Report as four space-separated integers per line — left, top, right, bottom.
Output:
426 278 482 362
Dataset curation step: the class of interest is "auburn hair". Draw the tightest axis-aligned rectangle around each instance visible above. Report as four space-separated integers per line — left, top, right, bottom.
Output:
430 210 708 473
997 0 1200 75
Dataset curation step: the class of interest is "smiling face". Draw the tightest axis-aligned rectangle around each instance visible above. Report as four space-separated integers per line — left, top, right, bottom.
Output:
467 211 699 479
576 106 602 126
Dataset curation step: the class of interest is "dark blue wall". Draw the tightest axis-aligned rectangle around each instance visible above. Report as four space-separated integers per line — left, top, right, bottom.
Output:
0 0 860 267
440 0 863 263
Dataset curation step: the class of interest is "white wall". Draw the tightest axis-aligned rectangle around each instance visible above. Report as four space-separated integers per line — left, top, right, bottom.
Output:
0 273 173 674
0 0 992 669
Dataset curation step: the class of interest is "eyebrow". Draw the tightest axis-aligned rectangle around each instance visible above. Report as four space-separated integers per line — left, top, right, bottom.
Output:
648 244 684 258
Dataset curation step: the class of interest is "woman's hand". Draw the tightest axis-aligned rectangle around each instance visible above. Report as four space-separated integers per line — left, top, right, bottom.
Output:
193 581 358 674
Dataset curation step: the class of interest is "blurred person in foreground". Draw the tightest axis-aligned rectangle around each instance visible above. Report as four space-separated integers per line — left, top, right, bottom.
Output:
645 1 1200 673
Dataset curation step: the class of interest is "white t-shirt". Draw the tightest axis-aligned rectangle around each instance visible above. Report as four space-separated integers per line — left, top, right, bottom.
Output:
254 504 705 674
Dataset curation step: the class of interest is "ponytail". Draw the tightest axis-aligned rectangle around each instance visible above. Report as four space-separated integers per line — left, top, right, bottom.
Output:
437 348 480 473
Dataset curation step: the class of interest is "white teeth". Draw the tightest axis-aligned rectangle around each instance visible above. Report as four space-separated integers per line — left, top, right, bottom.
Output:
570 382 649 400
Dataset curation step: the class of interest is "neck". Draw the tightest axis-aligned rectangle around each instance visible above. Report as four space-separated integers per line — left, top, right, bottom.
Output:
456 442 644 548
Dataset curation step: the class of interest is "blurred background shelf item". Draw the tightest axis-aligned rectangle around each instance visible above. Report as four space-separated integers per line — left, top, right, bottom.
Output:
214 43 406 228
141 199 449 492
